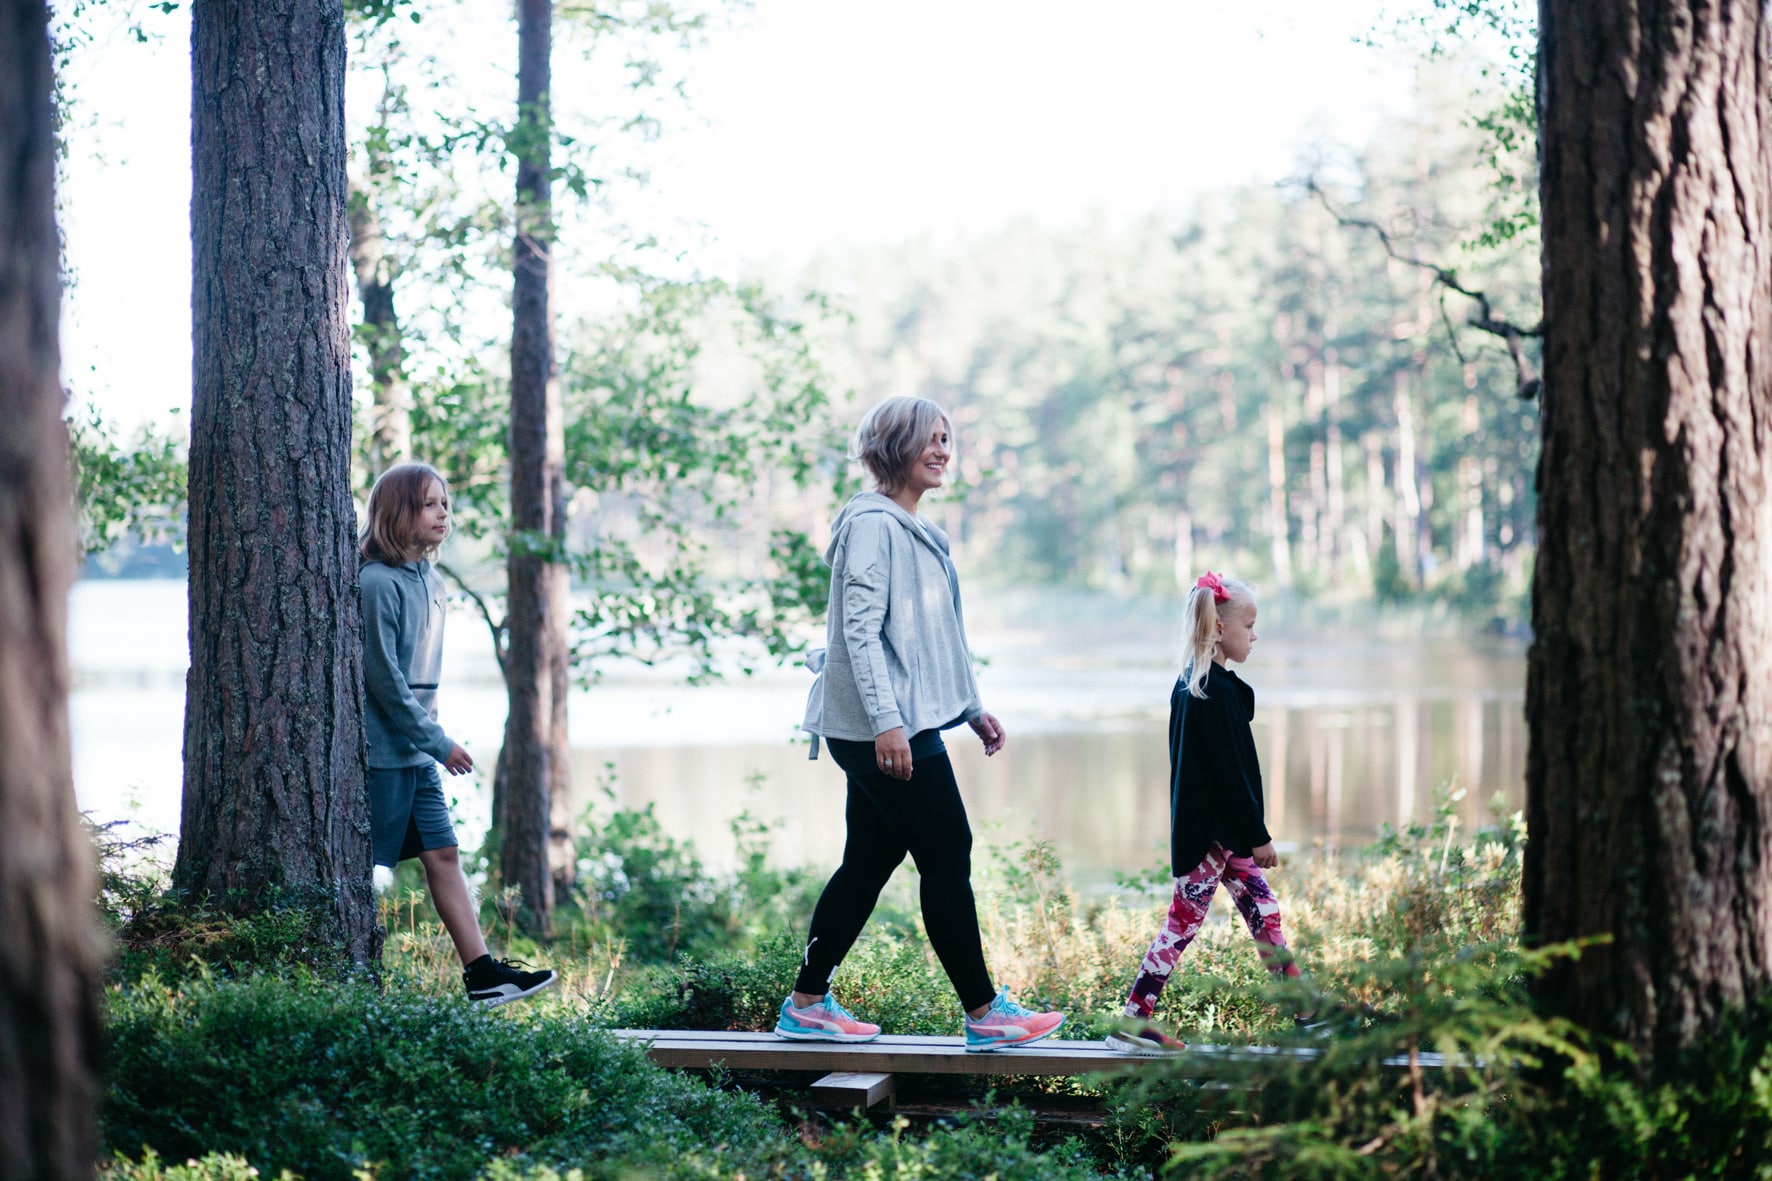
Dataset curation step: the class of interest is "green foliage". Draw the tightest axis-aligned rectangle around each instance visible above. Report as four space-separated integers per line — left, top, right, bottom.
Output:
65 405 187 559
555 774 823 965
410 276 845 686
102 974 793 1181
102 1149 297 1181
91 817 364 987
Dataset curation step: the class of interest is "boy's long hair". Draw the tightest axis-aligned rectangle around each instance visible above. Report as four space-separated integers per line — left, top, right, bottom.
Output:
1182 575 1257 698
360 462 448 565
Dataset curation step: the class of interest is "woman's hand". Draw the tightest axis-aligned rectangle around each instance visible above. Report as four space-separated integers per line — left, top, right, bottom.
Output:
969 711 1006 756
444 744 474 776
875 728 912 780
1251 841 1279 869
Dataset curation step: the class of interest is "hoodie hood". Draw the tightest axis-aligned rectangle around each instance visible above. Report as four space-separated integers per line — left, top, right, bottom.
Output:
824 491 948 565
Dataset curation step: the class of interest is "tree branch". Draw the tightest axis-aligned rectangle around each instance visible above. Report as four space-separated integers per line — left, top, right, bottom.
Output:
1304 178 1543 400
436 560 508 680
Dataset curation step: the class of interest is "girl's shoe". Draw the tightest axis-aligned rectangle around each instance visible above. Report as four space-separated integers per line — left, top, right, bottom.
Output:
1106 1023 1188 1055
773 994 882 1042
963 988 1066 1051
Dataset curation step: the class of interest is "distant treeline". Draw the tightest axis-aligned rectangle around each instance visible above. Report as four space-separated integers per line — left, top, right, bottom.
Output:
792 85 1540 619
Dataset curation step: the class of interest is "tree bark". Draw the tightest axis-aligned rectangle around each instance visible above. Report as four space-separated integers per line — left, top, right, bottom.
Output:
502 0 559 937
1527 0 1772 1074
177 0 380 966
0 7 105 1177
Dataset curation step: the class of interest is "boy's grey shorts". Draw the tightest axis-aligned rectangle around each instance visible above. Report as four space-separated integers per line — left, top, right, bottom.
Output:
368 763 460 867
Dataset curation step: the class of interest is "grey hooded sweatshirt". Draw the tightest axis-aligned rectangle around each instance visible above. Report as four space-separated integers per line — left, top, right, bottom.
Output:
802 491 984 745
361 558 457 769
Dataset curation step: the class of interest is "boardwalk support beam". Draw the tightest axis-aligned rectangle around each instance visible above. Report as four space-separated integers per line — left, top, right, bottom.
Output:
810 1071 896 1110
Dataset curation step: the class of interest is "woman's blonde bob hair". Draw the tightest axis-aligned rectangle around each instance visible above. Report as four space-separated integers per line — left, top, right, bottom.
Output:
1182 574 1257 698
851 395 949 495
360 462 449 564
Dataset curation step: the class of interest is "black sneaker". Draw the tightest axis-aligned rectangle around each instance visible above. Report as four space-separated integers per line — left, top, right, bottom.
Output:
463 955 558 1008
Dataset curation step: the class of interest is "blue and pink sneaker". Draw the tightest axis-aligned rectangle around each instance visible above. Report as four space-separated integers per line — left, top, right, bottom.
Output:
773 994 882 1043
963 988 1065 1051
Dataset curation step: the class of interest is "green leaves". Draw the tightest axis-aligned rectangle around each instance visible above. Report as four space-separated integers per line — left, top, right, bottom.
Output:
65 404 187 560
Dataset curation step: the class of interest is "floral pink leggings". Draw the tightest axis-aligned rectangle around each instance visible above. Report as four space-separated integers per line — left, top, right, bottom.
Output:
1123 843 1301 1019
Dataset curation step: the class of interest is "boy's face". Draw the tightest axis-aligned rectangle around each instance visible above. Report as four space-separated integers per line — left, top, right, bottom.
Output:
419 479 450 546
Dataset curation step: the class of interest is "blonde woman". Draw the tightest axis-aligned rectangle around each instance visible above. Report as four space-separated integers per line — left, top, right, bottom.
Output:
779 397 1065 1052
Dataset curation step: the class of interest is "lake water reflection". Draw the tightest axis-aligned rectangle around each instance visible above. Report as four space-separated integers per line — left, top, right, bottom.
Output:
69 580 1526 884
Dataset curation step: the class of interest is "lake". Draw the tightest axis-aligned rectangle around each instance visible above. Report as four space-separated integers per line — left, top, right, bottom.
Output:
69 579 1527 883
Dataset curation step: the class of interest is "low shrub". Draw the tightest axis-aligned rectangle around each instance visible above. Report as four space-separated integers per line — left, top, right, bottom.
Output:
102 972 792 1181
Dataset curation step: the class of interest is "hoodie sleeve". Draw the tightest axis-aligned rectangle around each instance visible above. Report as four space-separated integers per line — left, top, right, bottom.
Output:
362 571 456 763
836 514 904 735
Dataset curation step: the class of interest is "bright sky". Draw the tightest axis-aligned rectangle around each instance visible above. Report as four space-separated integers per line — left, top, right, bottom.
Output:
57 0 1417 433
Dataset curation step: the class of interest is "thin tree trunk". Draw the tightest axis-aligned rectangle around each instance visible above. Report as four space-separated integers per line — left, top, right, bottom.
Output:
177 0 380 966
1264 400 1292 588
1528 0 1772 1075
0 6 105 1175
1392 368 1423 590
502 0 558 937
1456 390 1484 570
548 412 574 895
347 179 410 474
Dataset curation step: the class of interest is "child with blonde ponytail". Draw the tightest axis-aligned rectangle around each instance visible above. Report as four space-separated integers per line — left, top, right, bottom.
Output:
1106 571 1304 1055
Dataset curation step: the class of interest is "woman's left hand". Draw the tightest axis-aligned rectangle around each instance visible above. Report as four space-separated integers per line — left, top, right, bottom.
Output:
969 711 1006 756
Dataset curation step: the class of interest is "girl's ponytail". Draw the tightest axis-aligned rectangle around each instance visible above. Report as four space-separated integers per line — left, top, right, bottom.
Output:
1181 571 1257 697
1182 585 1219 698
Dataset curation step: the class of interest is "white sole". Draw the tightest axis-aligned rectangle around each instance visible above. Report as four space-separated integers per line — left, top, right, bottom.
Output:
472 972 559 1008
1105 1034 1183 1056
965 1018 1065 1052
773 1027 881 1043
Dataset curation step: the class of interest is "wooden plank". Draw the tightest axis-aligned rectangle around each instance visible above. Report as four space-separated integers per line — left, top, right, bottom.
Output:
609 1029 1459 1076
611 1030 1133 1075
809 1071 897 1109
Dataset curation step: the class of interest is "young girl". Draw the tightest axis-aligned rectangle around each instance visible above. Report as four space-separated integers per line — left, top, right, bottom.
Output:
1107 571 1301 1054
360 462 556 1007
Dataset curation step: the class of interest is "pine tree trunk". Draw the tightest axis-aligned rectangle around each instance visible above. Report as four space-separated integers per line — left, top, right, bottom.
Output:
0 7 105 1176
502 0 558 937
176 0 380 966
1527 0 1772 1075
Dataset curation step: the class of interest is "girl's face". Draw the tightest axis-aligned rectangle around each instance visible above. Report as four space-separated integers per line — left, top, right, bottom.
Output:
1215 600 1258 665
899 417 952 500
418 479 450 548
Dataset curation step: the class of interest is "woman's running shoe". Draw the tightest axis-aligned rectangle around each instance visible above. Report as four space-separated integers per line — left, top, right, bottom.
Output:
963 988 1066 1051
1106 1023 1188 1055
773 994 882 1042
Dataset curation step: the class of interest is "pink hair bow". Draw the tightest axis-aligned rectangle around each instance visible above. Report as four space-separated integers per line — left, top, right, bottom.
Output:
1195 571 1230 603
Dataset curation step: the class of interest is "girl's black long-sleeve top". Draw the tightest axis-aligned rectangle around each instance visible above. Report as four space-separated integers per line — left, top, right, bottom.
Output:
1168 661 1272 875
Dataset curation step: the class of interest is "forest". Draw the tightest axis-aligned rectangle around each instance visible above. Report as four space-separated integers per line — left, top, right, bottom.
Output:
4 0 1772 1179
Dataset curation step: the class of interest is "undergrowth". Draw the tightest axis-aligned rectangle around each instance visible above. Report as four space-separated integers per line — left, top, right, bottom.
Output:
94 789 1772 1179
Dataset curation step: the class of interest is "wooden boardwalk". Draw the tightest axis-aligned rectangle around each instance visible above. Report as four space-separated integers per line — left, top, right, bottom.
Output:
611 1028 1450 1077
611 1029 1457 1111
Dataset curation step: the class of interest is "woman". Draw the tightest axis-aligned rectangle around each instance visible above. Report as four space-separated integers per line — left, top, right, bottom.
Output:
776 396 1065 1051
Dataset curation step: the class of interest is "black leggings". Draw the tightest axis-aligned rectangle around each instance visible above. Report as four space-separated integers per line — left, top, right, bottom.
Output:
793 742 995 1012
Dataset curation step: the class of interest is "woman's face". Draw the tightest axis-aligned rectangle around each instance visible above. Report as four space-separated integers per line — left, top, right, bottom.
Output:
899 417 952 500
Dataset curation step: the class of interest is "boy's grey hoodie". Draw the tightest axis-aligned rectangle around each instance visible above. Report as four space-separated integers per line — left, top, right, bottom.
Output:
802 491 983 743
361 558 456 769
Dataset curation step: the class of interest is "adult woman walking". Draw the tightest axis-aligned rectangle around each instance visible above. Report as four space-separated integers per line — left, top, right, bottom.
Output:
777 395 1065 1051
